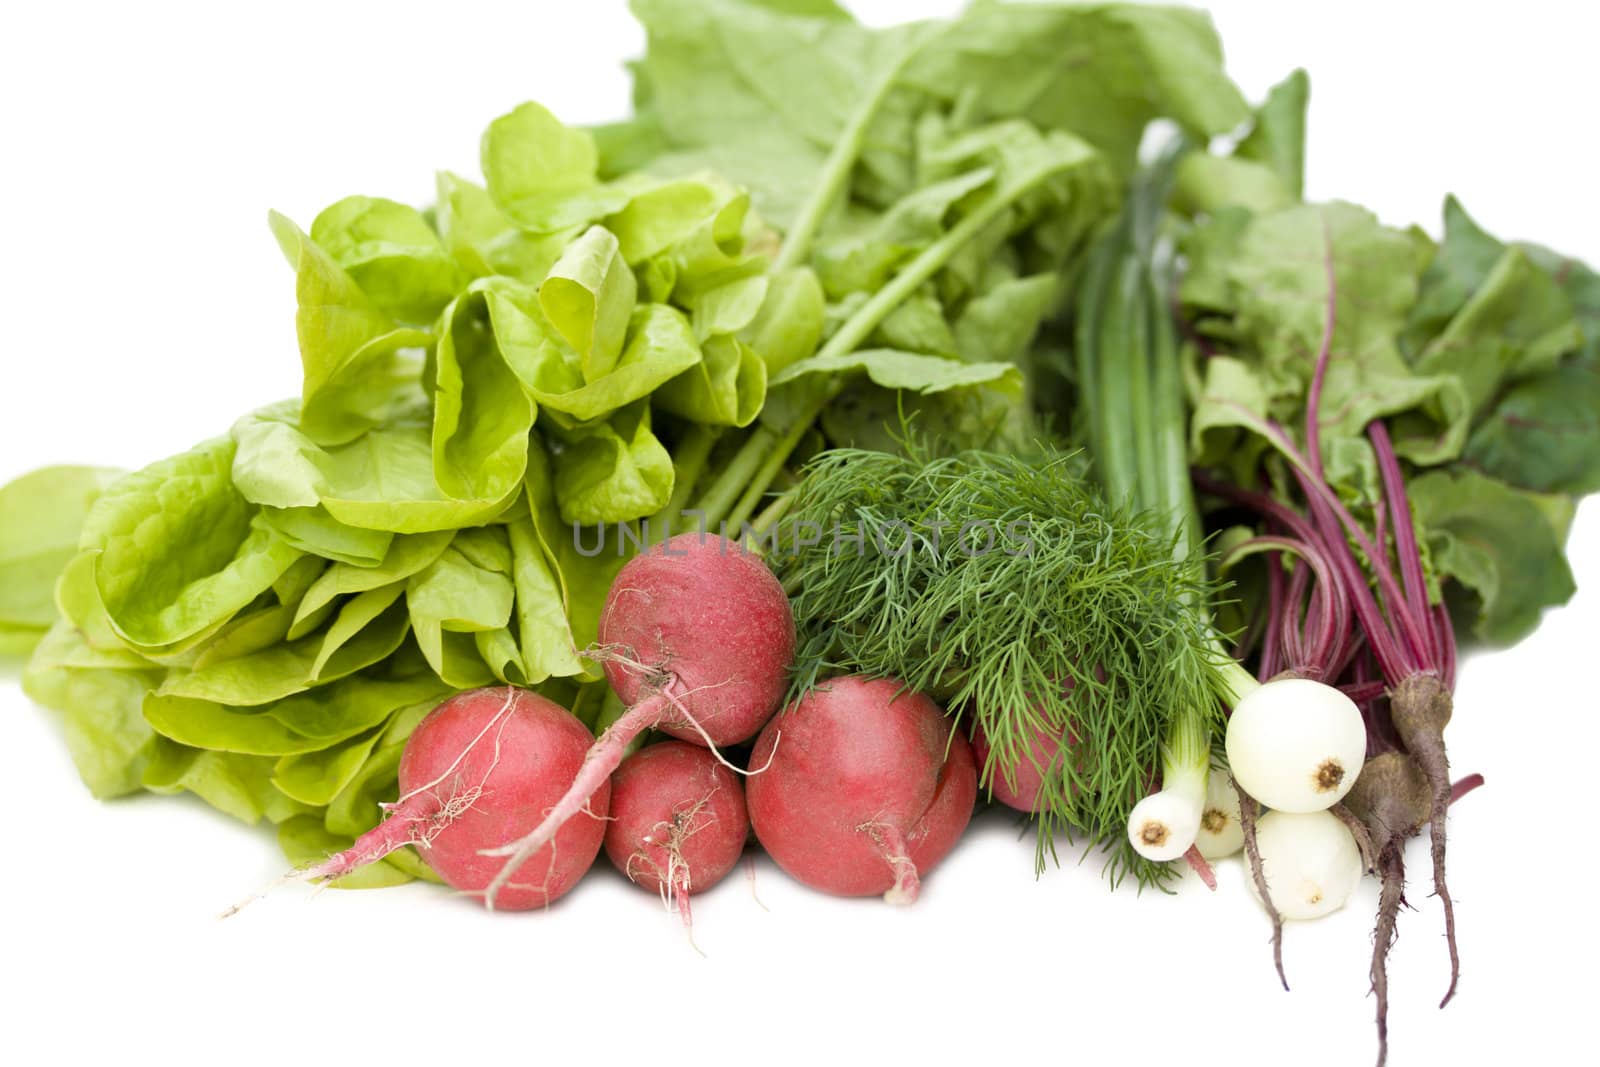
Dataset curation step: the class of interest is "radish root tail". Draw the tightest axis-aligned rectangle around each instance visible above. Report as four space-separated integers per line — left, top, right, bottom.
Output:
627 783 723 954
863 821 920 905
225 689 519 916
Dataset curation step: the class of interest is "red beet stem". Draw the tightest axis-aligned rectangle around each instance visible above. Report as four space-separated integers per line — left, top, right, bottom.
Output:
1183 844 1217 890
1450 774 1485 805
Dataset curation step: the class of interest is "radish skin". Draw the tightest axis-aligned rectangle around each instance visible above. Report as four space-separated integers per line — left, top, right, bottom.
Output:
604 741 750 927
747 675 977 903
300 687 608 910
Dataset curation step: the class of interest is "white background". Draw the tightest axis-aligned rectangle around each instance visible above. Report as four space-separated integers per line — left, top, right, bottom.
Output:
1 2 1595 1065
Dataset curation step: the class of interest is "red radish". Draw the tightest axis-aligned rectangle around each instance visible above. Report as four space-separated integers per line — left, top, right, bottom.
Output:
298 687 608 910
604 741 749 928
481 533 794 907
746 675 977 903
971 718 1072 813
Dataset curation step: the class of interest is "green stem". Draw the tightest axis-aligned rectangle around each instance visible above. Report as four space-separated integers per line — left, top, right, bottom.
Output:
749 486 796 539
772 34 928 274
716 167 1073 522
827 184 1026 361
725 385 841 530
651 424 720 539
1072 229 1116 484
1093 245 1144 507
1149 267 1201 560
1216 659 1261 707
692 426 772 529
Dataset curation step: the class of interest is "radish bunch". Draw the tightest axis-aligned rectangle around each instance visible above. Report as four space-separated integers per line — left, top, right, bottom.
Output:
477 533 795 908
285 534 985 918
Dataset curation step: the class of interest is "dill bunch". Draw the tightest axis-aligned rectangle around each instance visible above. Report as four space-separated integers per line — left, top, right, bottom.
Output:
774 444 1233 889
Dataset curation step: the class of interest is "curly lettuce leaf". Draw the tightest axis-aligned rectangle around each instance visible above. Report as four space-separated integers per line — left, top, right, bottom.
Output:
155 588 409 707
516 438 628 682
259 506 393 567
268 212 432 446
0 466 122 644
740 268 825 373
309 196 466 325
433 285 535 502
548 401 674 524
655 334 767 427
405 527 516 686
540 225 639 383
290 531 452 637
141 736 314 825
22 623 159 798
435 170 573 285
80 437 305 650
231 402 514 534
482 101 633 233
143 673 446 758
478 278 702 424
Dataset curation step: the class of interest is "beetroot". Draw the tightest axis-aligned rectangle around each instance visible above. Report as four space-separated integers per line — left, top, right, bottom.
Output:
481 533 794 907
301 686 608 910
604 741 749 926
747 675 977 903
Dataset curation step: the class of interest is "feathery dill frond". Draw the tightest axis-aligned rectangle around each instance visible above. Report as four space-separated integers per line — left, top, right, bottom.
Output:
773 444 1231 889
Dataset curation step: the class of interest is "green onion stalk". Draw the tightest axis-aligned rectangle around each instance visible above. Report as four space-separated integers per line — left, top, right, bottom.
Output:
1074 150 1257 869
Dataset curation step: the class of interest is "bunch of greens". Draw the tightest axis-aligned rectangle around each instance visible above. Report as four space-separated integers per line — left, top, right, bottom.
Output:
1 0 1248 876
3 98 812 880
614 0 1252 529
1177 71 1597 645
1168 74 1598 1060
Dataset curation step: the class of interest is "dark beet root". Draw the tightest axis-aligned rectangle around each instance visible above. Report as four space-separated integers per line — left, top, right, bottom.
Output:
1330 801 1377 873
1345 751 1433 1067
1235 777 1288 990
1388 673 1460 1006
